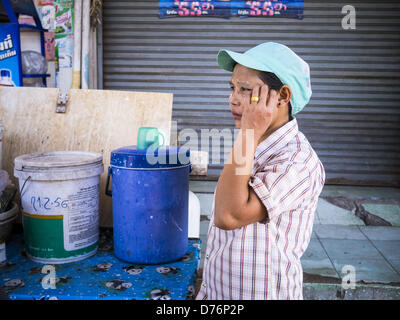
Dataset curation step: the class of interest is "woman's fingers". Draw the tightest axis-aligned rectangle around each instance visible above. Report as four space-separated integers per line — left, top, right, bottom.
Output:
250 86 260 105
251 85 271 108
266 89 279 112
243 85 277 139
258 85 269 107
249 85 279 116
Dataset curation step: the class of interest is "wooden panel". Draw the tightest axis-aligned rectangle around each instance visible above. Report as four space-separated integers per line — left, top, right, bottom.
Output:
0 87 173 226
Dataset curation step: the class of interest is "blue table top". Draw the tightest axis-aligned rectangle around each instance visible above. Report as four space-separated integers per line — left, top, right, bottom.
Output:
0 229 201 300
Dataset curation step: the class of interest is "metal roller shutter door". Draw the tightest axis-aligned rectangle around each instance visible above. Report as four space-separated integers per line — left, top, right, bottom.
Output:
102 0 400 186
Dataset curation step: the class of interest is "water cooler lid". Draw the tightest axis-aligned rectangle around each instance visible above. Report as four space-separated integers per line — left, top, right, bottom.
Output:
110 146 191 169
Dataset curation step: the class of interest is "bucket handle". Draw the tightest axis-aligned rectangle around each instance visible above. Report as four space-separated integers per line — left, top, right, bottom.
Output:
105 166 112 197
18 176 32 210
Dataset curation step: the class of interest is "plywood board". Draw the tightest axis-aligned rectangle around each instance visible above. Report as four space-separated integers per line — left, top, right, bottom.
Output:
0 87 173 226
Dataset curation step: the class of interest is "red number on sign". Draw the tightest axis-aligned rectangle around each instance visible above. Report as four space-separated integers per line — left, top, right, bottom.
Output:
246 1 262 16
262 1 274 16
175 1 190 16
190 1 202 16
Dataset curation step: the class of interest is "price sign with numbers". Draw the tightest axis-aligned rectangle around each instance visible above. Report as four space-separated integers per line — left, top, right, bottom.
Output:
159 0 231 18
231 1 303 19
159 0 303 19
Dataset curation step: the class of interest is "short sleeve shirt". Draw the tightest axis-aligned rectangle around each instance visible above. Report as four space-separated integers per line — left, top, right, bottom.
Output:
196 118 325 300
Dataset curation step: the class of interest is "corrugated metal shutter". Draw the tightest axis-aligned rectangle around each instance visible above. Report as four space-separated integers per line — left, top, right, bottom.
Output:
102 0 400 186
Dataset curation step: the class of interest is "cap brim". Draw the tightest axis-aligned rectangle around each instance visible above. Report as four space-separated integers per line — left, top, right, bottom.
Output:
217 49 272 73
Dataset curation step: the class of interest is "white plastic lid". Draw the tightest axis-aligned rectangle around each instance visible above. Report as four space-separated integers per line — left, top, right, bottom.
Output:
14 151 104 181
14 151 103 170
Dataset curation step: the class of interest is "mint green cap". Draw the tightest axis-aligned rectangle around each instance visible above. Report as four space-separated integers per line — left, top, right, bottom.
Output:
217 42 312 115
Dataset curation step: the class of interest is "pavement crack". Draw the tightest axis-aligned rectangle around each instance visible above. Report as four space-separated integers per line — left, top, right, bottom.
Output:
354 201 392 226
303 272 341 284
322 196 393 226
322 196 356 212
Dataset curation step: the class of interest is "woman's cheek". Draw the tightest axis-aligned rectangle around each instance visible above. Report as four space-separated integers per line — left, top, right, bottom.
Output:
242 92 251 104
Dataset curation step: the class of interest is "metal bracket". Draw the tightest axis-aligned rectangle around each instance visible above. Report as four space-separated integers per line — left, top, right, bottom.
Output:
56 93 68 113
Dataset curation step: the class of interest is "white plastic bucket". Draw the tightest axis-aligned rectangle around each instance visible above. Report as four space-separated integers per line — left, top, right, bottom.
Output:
14 151 103 264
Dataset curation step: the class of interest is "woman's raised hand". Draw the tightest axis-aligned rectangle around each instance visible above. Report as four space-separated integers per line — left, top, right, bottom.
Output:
240 85 279 142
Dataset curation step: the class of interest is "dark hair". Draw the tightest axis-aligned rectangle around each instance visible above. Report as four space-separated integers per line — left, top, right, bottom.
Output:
257 71 293 119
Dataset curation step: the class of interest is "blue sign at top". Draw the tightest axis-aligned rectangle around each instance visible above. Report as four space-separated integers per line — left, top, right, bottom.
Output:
159 0 231 18
159 0 303 19
0 23 22 87
231 1 303 19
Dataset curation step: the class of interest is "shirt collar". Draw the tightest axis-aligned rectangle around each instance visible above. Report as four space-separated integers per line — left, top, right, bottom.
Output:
254 117 299 161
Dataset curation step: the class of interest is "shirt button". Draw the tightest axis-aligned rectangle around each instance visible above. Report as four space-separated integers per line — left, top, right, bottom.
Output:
202 283 206 288
206 254 209 259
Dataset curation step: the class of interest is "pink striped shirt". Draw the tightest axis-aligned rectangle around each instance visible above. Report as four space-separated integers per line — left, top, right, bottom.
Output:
196 118 325 300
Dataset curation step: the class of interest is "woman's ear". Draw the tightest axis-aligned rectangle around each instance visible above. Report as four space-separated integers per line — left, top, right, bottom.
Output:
278 85 292 106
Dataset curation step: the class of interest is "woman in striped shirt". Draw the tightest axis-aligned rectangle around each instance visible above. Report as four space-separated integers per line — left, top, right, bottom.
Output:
196 42 325 300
